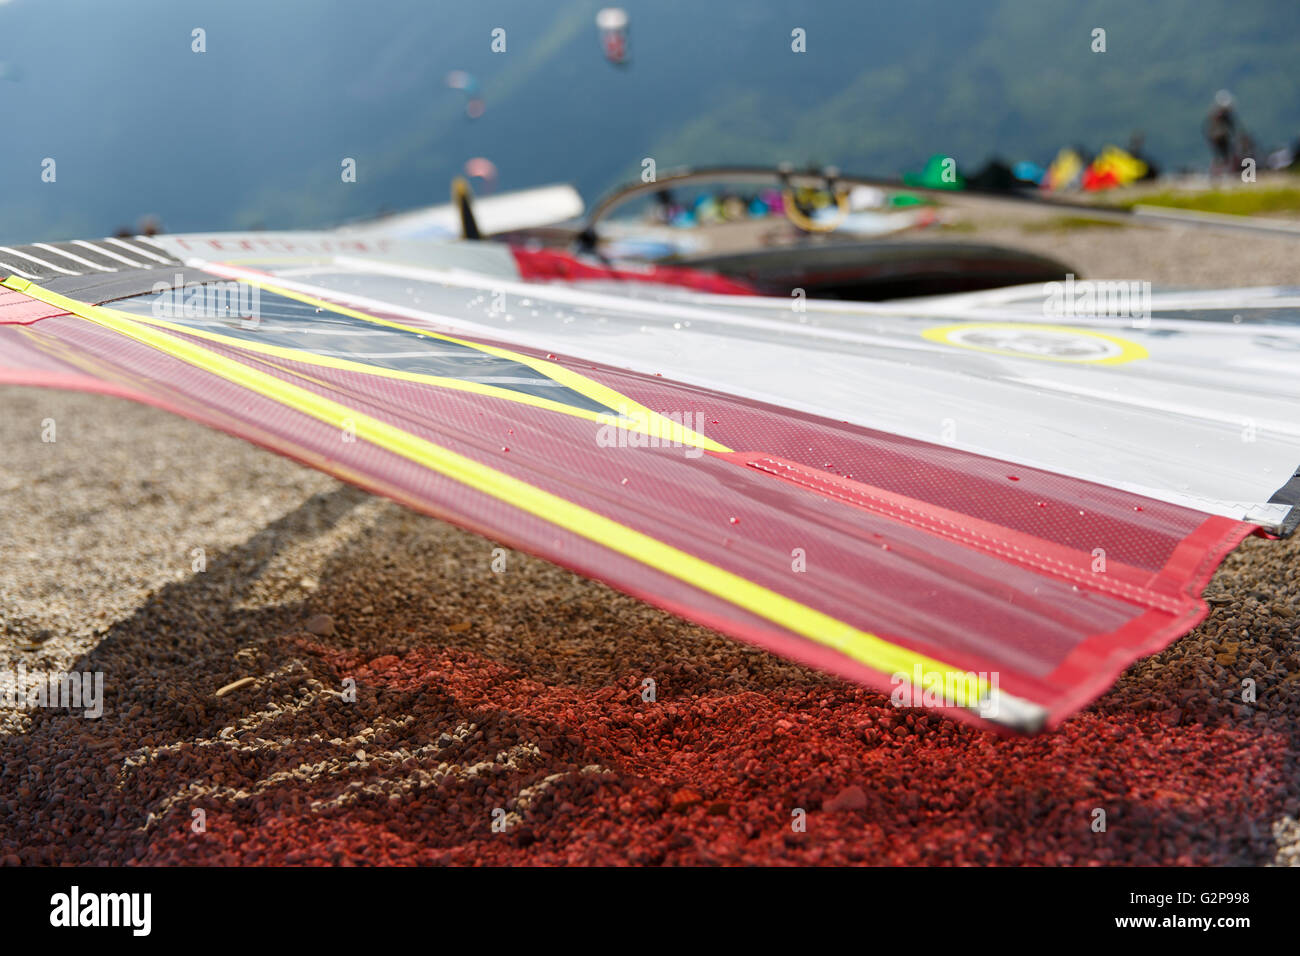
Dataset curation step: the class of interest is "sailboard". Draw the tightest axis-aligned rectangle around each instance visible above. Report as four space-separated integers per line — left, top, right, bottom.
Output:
1 202 1296 734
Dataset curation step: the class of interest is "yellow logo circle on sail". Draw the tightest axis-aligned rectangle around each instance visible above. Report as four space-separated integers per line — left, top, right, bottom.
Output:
921 323 1148 365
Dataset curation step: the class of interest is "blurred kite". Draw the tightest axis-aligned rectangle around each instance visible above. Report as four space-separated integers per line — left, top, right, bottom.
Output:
596 8 629 65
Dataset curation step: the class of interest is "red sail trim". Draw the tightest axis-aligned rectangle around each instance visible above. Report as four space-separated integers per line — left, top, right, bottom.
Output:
719 451 1191 613
716 449 1256 725
510 246 758 295
1041 515 1254 715
0 286 68 325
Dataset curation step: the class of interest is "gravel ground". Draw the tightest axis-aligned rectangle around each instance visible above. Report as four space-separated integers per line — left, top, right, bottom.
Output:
936 192 1300 287
0 225 1297 865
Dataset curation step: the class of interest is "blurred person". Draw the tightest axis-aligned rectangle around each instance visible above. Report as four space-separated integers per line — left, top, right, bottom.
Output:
1204 90 1238 176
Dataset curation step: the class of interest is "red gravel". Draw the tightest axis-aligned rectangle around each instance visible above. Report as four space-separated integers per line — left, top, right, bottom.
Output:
136 646 1289 865
2 481 1296 866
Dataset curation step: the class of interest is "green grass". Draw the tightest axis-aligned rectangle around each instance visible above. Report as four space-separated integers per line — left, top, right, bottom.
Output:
1020 215 1127 233
1113 185 1300 216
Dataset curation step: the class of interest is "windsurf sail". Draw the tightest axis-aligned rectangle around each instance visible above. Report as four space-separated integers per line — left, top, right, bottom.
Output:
1 228 1296 733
